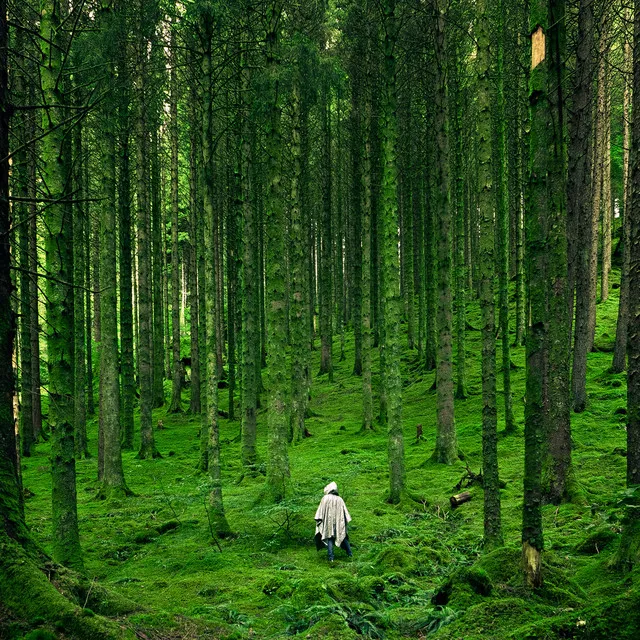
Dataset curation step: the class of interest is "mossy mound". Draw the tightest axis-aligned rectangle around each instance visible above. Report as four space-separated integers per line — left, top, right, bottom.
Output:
474 546 520 586
290 578 333 608
326 573 368 603
359 576 385 598
304 613 358 639
575 526 617 554
374 544 417 574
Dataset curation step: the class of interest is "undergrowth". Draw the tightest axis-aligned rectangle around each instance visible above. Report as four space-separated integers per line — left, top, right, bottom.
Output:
9 270 640 639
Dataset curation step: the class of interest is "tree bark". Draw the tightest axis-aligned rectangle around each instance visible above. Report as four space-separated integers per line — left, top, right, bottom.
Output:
432 0 457 465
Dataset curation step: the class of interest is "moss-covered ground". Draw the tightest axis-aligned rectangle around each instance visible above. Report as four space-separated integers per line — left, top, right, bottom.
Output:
9 271 640 639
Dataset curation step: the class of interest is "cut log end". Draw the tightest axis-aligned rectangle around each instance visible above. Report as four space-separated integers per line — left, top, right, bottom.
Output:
450 491 472 508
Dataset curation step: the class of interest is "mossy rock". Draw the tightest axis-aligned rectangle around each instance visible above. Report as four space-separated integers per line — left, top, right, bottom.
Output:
584 578 640 639
575 526 617 555
457 566 492 596
375 545 417 574
291 578 332 608
23 632 57 640
474 547 520 586
326 574 367 603
305 613 358 639
262 574 292 598
360 576 385 598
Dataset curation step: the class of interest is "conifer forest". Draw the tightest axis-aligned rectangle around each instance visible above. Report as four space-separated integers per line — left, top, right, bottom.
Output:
3 0 640 637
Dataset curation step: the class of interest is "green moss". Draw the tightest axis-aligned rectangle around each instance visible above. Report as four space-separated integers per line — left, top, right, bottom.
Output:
575 526 617 554
374 544 417 573
304 613 358 639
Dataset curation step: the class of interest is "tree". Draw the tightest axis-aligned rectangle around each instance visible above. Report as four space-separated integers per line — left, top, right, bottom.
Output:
135 0 160 461
96 1 129 499
380 0 404 503
476 0 502 549
168 14 183 414
263 0 291 502
40 0 83 571
432 0 457 465
615 0 640 570
569 0 595 412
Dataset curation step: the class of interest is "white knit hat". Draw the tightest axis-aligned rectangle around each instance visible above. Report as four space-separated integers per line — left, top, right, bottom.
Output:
323 481 338 494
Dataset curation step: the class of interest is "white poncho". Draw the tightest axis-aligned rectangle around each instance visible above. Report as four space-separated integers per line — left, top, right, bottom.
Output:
314 484 351 548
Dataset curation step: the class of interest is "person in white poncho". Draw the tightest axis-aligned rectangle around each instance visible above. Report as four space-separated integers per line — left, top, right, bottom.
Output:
314 481 353 562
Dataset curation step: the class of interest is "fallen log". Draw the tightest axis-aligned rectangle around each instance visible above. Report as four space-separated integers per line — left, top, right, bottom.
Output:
450 491 472 509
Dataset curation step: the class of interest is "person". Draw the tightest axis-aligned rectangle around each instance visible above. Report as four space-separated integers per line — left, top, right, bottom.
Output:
314 481 352 562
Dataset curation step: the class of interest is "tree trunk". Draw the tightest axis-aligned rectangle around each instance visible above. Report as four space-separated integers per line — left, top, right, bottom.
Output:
118 46 135 450
477 0 502 548
263 3 291 502
319 86 333 379
569 0 595 412
97 4 128 498
612 22 632 374
151 127 165 409
40 0 83 571
201 10 231 533
381 0 404 503
168 20 182 414
432 0 457 465
136 0 160 461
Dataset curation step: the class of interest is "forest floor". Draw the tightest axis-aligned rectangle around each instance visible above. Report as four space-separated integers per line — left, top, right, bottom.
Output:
12 271 640 640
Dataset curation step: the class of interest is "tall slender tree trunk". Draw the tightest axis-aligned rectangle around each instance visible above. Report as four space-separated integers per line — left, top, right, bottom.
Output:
151 128 165 408
569 0 595 412
613 20 632 373
432 0 457 464
495 0 514 432
136 0 160 460
188 91 202 414
168 20 182 414
616 0 640 569
73 116 89 458
119 47 135 449
289 71 309 443
319 85 333 380
201 9 231 533
361 99 374 432
381 0 404 503
40 0 83 571
477 0 502 548
263 2 290 502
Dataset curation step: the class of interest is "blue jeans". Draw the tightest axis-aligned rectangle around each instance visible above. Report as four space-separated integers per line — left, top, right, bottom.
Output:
327 536 352 561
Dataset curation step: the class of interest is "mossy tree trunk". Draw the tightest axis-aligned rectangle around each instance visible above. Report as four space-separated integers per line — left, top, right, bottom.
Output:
616 0 640 571
118 42 135 450
477 0 502 549
188 88 202 415
381 0 404 503
543 0 571 505
432 0 457 465
319 77 333 380
240 37 258 470
289 64 310 444
97 2 129 499
263 1 290 502
136 0 160 461
613 18 632 374
40 0 83 572
494 0 513 432
569 0 595 412
168 18 183 414
151 126 165 409
201 6 231 534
